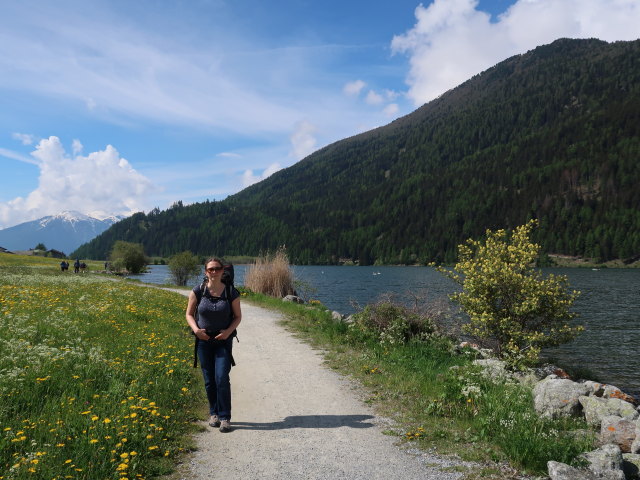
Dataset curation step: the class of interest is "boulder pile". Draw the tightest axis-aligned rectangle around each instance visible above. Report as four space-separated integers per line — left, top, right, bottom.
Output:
469 353 640 479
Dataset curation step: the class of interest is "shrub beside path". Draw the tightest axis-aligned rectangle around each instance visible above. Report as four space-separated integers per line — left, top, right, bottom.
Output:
169 290 475 479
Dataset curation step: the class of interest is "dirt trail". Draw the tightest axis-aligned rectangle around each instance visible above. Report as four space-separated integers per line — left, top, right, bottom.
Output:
169 290 475 480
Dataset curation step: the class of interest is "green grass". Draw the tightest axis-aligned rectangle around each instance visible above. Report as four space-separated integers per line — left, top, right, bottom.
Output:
243 293 596 478
0 256 204 479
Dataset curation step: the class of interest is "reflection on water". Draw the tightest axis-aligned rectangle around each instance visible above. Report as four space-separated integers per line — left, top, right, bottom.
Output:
130 265 640 397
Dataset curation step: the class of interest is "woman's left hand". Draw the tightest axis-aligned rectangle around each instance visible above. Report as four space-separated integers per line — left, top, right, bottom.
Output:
215 329 230 340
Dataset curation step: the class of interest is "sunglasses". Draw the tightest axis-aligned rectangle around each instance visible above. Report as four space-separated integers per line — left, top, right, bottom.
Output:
206 266 224 273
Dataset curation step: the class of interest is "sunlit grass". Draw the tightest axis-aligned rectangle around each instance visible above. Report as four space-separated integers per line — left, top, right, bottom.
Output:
0 258 203 479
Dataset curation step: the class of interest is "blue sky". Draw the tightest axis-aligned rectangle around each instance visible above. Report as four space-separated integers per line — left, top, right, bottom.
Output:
1 0 639 229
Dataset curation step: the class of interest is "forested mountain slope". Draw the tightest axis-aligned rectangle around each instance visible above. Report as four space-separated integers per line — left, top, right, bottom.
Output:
74 38 640 264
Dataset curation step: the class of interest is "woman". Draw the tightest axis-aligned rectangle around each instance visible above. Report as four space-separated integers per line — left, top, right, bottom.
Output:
186 257 242 432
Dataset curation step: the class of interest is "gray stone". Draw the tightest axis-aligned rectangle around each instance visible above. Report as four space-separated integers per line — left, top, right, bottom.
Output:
331 311 344 321
282 295 304 304
582 444 625 479
583 380 606 397
580 396 639 426
547 461 597 479
533 377 591 418
623 453 640 479
632 417 640 454
472 358 512 381
343 314 355 324
600 415 637 453
603 384 640 404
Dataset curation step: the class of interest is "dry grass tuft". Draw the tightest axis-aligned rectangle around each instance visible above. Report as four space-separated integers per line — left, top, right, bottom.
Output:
244 247 295 298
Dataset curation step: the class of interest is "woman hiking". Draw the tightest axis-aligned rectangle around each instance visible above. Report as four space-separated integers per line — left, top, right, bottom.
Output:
186 257 242 432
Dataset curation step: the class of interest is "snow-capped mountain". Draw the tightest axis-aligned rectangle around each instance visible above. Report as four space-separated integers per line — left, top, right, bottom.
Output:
0 211 124 255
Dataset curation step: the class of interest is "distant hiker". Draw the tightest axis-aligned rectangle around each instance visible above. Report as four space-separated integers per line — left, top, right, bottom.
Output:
60 261 66 272
186 257 242 433
80 262 87 273
104 261 109 271
74 259 80 273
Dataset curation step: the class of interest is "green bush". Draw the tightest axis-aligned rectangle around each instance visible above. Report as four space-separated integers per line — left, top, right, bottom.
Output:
109 241 147 274
168 251 201 286
440 220 583 369
349 300 438 347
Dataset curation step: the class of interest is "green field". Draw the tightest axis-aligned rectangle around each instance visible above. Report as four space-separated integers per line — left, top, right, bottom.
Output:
0 254 203 479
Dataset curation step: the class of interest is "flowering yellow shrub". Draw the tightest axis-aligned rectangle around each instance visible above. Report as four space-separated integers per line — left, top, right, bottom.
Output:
441 220 583 368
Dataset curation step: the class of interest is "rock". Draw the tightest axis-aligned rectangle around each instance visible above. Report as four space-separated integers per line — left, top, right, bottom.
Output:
632 417 640 454
579 396 639 426
535 364 572 380
472 358 513 381
622 453 640 479
343 315 355 324
582 380 606 397
282 295 304 304
548 461 597 479
533 377 591 418
603 384 639 405
331 311 344 321
600 415 637 453
582 444 625 479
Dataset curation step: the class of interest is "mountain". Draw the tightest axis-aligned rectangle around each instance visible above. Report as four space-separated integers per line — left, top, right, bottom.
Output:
0 211 123 256
75 38 640 265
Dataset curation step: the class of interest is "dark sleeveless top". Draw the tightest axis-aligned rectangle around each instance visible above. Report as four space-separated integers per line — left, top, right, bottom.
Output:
193 285 239 332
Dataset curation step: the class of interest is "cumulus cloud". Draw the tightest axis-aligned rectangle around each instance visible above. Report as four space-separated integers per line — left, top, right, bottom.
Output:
392 0 640 106
343 80 367 96
365 90 384 105
242 163 282 188
72 139 83 156
0 136 155 228
12 133 35 145
289 120 318 160
383 103 400 117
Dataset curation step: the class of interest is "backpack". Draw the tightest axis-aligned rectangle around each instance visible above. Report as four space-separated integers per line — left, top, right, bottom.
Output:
192 260 239 368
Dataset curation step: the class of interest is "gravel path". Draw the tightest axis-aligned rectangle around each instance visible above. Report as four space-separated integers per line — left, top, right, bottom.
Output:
170 290 477 480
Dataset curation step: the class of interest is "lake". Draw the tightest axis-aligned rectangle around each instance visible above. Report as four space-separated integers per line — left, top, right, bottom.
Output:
131 264 640 397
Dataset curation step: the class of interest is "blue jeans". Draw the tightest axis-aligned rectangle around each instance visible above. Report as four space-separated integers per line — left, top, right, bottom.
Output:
197 338 233 420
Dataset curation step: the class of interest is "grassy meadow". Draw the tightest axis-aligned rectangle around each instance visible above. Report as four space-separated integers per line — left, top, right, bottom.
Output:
0 254 202 480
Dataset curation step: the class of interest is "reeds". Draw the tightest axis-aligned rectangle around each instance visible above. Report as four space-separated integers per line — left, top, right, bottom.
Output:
244 247 295 298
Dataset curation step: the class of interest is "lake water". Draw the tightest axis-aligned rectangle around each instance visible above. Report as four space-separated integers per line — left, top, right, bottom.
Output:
131 265 640 397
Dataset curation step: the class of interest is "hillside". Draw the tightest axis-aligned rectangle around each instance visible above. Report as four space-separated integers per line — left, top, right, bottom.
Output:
74 38 640 265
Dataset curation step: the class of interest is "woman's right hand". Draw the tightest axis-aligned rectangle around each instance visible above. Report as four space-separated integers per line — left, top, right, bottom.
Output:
194 328 210 340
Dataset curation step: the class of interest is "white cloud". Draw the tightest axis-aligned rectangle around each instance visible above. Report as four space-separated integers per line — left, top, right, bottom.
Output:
0 4 302 137
0 147 38 165
0 136 155 228
217 152 243 159
383 103 399 117
289 120 318 160
242 162 282 188
343 80 367 96
12 133 35 145
392 0 640 106
72 139 83 156
365 90 384 105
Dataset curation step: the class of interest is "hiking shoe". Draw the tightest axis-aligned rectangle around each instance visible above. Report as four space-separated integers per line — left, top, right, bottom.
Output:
219 420 231 433
208 415 220 428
